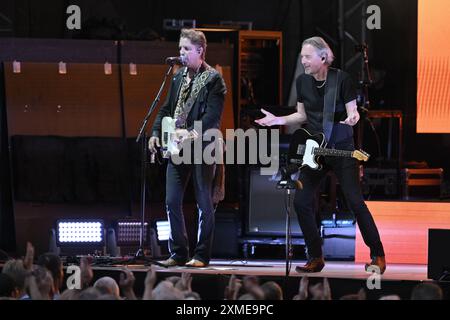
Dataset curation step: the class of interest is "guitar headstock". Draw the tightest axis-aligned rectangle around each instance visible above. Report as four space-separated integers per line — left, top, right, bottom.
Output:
352 149 370 161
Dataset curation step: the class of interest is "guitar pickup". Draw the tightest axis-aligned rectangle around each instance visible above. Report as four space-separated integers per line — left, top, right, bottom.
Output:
296 145 305 155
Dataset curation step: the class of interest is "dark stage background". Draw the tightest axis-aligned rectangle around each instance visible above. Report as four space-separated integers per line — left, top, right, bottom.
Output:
1 0 449 256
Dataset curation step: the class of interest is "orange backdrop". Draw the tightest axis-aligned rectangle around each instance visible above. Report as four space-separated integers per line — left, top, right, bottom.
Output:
417 0 450 133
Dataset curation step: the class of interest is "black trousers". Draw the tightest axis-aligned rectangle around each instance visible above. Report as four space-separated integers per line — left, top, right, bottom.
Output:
165 161 216 264
293 151 385 259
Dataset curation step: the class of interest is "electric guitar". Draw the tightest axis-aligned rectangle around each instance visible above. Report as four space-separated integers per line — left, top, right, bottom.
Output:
288 128 370 170
161 116 198 158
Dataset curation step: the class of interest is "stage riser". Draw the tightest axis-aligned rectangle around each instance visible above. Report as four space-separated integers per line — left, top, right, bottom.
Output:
356 201 450 264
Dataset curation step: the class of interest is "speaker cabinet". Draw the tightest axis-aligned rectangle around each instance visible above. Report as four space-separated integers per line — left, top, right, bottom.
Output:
322 226 355 261
428 229 450 280
211 211 241 258
247 169 302 236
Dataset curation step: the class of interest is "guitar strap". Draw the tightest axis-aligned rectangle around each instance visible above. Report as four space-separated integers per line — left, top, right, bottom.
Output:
174 66 218 128
322 68 341 143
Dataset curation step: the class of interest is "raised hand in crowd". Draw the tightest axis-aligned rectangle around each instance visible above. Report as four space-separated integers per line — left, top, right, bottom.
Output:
224 274 242 300
23 242 35 270
242 275 264 300
175 272 192 293
293 276 309 300
80 257 93 289
309 278 332 300
143 265 157 300
119 268 137 300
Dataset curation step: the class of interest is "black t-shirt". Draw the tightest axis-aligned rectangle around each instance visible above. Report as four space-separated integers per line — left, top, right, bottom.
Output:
296 70 357 146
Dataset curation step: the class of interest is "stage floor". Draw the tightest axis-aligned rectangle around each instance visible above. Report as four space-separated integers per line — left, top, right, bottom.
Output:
91 259 429 282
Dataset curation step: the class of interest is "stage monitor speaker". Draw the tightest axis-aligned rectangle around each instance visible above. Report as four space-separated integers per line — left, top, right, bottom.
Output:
212 211 240 258
322 226 355 261
428 229 450 280
247 168 302 236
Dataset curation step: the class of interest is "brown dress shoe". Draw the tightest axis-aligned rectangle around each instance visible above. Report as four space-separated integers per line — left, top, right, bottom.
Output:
185 259 207 268
159 258 185 267
295 257 325 273
365 256 386 274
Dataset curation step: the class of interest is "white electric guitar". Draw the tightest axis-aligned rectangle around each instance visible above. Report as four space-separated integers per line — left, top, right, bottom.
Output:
161 117 199 158
288 128 370 170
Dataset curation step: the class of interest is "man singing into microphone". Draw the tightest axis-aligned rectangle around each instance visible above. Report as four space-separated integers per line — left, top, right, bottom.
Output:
256 37 386 274
148 29 226 267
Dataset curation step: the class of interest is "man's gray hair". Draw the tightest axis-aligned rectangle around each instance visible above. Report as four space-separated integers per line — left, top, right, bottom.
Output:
302 36 335 65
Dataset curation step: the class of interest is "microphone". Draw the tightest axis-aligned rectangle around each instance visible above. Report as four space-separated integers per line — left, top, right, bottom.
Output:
165 56 186 66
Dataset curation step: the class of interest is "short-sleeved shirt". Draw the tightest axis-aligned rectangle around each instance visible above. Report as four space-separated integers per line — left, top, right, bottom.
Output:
296 70 357 147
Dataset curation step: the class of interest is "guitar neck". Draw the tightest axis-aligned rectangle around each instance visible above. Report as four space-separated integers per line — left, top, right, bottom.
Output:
314 147 353 158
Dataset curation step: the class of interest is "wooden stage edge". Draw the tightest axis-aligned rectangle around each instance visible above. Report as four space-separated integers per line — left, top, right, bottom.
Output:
89 259 429 282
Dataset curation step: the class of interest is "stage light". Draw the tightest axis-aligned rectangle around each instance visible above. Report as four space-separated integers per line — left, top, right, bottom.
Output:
54 219 105 256
13 60 21 73
155 220 170 242
115 220 149 245
112 220 167 258
58 61 67 74
56 219 104 245
104 62 112 75
129 63 137 75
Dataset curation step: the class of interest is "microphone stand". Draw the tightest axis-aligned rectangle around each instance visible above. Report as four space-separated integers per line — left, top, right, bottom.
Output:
123 64 175 267
276 166 301 297
355 43 373 151
356 44 387 197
